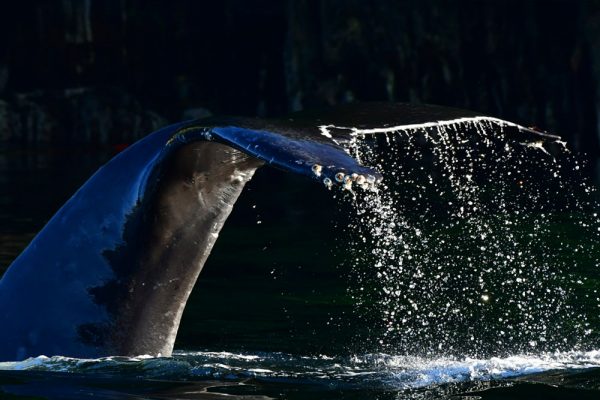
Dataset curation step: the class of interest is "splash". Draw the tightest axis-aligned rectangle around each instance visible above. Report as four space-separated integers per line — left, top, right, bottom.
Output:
342 118 600 356
1 350 599 390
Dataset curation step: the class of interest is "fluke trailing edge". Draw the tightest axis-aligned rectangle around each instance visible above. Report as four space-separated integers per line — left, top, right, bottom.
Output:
0 103 561 361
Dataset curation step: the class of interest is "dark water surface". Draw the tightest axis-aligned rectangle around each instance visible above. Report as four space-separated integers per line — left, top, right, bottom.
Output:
0 146 599 399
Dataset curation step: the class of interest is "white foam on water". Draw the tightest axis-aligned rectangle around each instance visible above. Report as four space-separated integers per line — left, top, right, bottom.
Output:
351 349 600 388
0 349 599 389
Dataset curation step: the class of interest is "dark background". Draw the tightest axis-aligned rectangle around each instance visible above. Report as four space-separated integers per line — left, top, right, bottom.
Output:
0 0 599 159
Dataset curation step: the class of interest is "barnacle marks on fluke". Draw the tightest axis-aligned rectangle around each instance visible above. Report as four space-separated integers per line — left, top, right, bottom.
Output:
173 123 383 191
314 166 380 191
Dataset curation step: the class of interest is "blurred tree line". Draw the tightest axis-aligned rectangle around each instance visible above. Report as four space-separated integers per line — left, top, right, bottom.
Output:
0 0 599 160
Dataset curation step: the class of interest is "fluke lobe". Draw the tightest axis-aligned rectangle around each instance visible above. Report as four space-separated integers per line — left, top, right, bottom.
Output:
0 103 560 361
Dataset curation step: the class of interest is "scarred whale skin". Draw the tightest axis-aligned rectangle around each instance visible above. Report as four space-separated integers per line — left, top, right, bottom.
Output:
0 103 558 361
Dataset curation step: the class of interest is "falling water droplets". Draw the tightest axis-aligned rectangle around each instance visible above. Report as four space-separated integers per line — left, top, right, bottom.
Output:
341 120 600 357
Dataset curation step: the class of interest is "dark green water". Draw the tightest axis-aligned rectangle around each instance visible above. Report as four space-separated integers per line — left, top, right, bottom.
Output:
0 138 599 399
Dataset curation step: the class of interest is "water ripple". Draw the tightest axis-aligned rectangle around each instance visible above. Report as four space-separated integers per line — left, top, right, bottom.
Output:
0 349 598 390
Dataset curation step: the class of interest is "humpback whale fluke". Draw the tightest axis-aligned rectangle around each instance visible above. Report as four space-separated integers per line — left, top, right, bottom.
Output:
0 103 561 361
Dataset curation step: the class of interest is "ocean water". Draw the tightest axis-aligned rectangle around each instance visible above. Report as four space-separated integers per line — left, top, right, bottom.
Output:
1 119 599 400
0 350 599 399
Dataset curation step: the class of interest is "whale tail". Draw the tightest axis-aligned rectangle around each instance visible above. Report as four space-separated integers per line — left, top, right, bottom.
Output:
0 103 561 361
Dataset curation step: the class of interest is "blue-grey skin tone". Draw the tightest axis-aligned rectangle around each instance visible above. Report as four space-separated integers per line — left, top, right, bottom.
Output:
0 117 378 361
0 103 557 361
